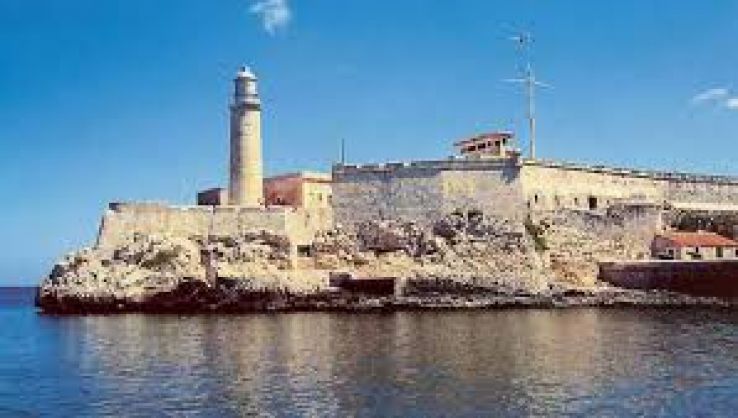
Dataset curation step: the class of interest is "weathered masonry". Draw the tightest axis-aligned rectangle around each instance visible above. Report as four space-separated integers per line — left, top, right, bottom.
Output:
332 158 525 224
332 153 738 225
97 202 332 249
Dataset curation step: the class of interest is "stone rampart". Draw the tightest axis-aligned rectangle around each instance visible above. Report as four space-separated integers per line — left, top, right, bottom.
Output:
332 159 524 226
97 202 332 249
333 157 738 226
523 159 738 211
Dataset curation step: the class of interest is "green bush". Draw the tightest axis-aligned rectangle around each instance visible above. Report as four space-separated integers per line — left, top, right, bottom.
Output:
524 216 549 252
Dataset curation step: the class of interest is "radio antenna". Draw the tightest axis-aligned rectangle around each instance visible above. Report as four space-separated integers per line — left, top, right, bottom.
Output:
504 30 550 160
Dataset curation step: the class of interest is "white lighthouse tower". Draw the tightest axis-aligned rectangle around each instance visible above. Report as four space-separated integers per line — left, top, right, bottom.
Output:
229 66 264 206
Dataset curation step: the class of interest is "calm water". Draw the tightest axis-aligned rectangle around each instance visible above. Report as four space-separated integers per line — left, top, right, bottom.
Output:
2 288 738 417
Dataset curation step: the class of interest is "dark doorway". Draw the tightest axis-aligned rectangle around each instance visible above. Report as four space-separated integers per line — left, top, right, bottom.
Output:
588 196 598 210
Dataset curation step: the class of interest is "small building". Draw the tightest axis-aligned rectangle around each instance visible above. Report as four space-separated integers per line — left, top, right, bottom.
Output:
264 171 332 208
197 172 332 208
652 231 738 260
454 132 518 158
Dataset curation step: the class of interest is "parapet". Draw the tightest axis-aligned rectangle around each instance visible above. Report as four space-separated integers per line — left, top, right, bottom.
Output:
526 159 738 185
265 171 332 183
109 201 216 212
333 157 518 175
98 201 333 249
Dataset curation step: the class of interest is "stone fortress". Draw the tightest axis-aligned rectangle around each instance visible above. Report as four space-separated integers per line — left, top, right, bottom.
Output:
333 133 738 226
97 66 738 254
38 65 738 312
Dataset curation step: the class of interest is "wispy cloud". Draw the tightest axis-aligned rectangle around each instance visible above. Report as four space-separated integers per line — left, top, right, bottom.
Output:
691 87 728 104
691 87 738 111
250 0 292 35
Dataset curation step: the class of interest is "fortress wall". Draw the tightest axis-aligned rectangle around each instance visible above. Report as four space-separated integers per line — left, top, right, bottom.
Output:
332 161 524 225
332 166 445 225
285 207 334 244
522 161 738 211
333 158 738 227
439 168 524 218
665 179 738 207
96 203 329 249
521 164 664 210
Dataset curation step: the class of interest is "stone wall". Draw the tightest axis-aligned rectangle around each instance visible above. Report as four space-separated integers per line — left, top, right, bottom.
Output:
332 159 524 226
523 160 738 211
599 259 738 297
331 157 738 243
521 163 664 210
665 180 738 207
97 202 332 249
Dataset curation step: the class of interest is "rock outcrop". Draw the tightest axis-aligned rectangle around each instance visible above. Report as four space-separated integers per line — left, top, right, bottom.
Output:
37 208 671 313
37 231 326 312
312 211 547 293
529 207 656 286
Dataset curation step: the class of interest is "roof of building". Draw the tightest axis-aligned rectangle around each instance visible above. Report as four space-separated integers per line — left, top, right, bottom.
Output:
265 171 332 183
659 231 738 248
454 132 514 147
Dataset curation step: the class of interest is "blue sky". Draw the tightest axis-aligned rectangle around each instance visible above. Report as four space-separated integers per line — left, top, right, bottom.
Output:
1 0 738 285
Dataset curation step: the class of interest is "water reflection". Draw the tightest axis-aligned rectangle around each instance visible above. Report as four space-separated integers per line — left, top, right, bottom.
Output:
30 309 738 416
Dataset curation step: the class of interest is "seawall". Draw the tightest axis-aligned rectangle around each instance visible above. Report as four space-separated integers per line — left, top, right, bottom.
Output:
599 260 738 297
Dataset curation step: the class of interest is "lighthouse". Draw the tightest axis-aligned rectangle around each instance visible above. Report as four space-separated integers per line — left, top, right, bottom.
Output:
228 66 263 206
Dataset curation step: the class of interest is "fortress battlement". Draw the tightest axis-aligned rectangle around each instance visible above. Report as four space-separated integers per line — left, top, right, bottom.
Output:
332 155 738 226
108 201 304 215
335 157 738 185
99 201 332 250
527 159 738 185
334 158 516 174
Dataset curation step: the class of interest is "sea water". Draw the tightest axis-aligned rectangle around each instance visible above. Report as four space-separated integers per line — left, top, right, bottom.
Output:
2 287 738 417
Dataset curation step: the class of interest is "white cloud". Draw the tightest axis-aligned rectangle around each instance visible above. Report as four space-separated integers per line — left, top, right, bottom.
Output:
725 97 738 110
250 0 292 35
690 87 738 111
691 87 729 104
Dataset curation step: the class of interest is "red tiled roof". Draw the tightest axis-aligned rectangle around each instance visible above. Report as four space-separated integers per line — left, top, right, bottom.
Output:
454 132 514 147
660 232 738 248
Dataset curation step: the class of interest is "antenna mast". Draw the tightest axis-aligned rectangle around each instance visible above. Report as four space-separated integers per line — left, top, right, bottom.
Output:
505 31 549 160
340 138 346 165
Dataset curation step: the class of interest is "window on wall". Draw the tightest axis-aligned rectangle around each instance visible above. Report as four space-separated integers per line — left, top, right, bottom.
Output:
717 247 724 258
588 196 598 210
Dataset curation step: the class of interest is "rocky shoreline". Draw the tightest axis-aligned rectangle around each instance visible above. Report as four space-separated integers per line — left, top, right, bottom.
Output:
35 279 738 314
36 209 738 315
